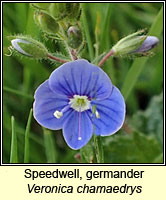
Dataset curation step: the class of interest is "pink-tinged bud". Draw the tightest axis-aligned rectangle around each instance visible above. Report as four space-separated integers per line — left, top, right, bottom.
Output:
131 36 159 53
67 26 82 49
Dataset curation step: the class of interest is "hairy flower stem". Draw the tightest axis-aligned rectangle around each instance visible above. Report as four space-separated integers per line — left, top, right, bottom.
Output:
58 22 77 61
47 54 68 63
71 49 78 60
93 135 104 163
98 49 114 67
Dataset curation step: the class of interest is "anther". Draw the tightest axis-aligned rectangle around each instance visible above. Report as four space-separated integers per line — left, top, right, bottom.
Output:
54 111 63 119
95 110 100 119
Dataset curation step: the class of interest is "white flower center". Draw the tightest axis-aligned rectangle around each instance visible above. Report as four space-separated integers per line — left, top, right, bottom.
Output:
69 95 91 112
53 95 100 123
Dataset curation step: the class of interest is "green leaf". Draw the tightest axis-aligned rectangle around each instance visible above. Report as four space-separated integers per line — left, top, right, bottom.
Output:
100 4 113 52
24 108 33 163
104 131 162 163
121 6 163 100
131 92 163 145
80 140 94 163
3 86 33 100
81 3 94 61
15 3 28 32
43 128 57 163
152 153 163 163
10 116 18 163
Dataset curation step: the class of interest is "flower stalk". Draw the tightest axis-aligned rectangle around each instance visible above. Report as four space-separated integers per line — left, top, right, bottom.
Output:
94 135 104 163
98 49 114 67
47 53 68 63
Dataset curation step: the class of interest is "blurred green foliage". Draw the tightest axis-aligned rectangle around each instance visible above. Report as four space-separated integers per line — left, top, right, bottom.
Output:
3 3 163 163
131 92 163 145
104 131 162 163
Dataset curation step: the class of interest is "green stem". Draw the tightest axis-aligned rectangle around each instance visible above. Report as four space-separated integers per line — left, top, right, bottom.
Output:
10 116 18 163
94 12 100 61
94 135 104 163
24 108 33 163
98 49 114 67
43 128 57 163
58 23 75 61
3 86 33 99
81 4 94 61
47 53 68 63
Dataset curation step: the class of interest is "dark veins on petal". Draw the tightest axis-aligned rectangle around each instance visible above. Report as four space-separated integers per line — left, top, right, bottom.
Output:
70 67 78 94
63 74 74 95
58 81 71 95
87 73 99 98
95 103 124 119
83 73 92 95
97 109 120 125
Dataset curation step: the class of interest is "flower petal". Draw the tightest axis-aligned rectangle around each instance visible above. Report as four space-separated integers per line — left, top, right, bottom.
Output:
63 111 93 149
91 86 125 136
33 80 70 130
133 36 159 53
49 59 112 100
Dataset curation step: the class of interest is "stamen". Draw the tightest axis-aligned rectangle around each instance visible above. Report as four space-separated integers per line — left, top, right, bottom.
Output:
54 105 70 119
91 105 100 119
54 111 63 119
95 110 100 118
61 105 70 113
78 108 82 140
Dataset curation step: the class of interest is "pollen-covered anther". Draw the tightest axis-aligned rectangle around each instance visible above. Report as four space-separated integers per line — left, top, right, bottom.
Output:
95 110 100 118
54 110 63 119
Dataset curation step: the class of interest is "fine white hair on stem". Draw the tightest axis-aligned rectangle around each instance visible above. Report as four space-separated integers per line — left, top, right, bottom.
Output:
4 46 14 56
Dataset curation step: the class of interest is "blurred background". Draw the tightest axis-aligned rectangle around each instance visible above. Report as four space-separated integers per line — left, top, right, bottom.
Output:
3 3 163 163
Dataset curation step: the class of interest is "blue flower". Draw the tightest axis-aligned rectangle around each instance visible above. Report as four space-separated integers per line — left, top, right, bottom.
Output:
33 59 125 149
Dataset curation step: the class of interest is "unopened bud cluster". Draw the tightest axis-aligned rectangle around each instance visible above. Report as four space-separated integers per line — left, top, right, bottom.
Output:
7 4 159 65
31 3 81 22
8 3 84 60
32 3 83 49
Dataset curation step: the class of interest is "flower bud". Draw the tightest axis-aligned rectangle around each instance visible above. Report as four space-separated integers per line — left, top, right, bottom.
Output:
34 11 59 35
10 36 48 59
31 3 51 10
49 3 81 21
65 3 81 20
49 3 67 21
131 36 159 53
67 26 82 49
112 30 147 57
